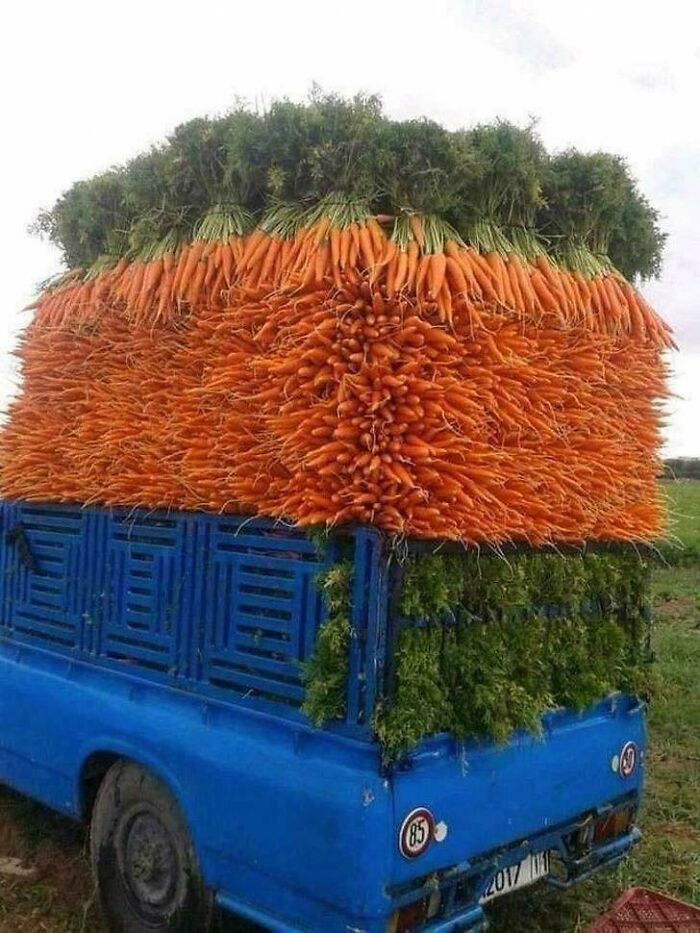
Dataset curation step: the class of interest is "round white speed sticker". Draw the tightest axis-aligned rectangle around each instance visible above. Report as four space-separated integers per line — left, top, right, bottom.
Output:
399 808 435 859
618 741 638 778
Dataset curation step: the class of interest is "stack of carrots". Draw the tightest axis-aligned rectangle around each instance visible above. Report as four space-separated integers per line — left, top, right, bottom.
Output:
0 207 670 544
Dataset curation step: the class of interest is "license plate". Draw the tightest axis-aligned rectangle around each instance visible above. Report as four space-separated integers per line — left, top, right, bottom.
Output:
479 850 551 904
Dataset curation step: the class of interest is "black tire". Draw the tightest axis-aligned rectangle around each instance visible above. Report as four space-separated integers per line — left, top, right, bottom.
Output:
90 760 213 932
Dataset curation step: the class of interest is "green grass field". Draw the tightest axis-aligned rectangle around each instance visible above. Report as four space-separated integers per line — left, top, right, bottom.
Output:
1 481 698 932
660 478 700 562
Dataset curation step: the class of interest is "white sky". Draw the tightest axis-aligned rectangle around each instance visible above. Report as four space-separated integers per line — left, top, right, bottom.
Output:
1 0 698 455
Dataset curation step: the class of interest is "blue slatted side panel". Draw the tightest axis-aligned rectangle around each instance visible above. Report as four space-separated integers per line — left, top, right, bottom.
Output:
347 528 388 728
1 503 89 652
200 517 336 707
99 511 186 676
177 515 212 683
0 501 375 731
0 501 19 630
82 507 108 655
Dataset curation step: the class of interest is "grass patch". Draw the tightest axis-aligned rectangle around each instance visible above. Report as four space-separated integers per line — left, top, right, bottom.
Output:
0 789 98 932
659 479 700 564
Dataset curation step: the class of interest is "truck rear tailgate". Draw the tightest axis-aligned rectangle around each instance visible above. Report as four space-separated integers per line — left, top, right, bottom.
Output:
390 694 645 886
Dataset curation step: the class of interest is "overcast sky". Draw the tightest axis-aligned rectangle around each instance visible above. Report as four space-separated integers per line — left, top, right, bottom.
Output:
1 0 697 455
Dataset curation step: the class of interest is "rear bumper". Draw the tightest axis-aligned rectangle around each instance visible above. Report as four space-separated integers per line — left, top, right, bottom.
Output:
422 905 488 933
214 809 641 933
390 798 641 932
547 826 641 889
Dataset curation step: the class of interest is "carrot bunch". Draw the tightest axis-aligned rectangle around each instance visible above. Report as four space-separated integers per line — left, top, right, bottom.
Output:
108 229 184 322
31 265 120 328
253 195 387 291
165 204 251 312
235 203 304 290
1 264 669 545
377 213 452 314
33 205 255 328
418 218 674 347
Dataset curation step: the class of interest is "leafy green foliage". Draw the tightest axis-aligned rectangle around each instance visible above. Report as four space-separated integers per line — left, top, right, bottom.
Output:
373 118 476 218
462 120 548 228
375 551 654 759
398 554 469 618
301 561 353 725
609 190 665 281
261 89 384 203
538 150 665 280
303 549 654 760
33 171 131 270
35 91 664 280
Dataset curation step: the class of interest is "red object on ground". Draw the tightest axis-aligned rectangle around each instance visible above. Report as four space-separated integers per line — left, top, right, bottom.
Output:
588 887 700 932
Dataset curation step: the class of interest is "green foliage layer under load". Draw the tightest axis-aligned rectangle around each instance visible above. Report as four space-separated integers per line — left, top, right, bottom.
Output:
35 90 664 282
304 550 652 760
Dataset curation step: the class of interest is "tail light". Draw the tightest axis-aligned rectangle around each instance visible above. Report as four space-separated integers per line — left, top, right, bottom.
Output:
387 890 441 933
593 807 634 844
566 806 635 856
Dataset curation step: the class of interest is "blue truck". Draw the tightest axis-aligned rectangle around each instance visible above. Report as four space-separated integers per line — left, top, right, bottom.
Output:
0 500 644 932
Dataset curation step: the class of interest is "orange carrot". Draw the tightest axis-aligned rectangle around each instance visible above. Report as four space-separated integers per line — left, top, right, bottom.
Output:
485 252 506 304
409 215 425 249
530 272 564 322
222 243 235 286
415 254 432 301
428 253 447 298
358 224 375 270
259 236 283 286
506 258 525 312
338 228 352 271
445 256 469 298
465 252 497 303
365 218 386 256
405 241 420 292
393 250 409 293
179 241 206 293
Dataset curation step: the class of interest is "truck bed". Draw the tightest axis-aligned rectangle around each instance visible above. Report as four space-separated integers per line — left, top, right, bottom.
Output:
0 500 645 931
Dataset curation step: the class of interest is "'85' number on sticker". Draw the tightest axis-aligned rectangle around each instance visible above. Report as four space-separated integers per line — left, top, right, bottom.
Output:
399 808 435 859
408 818 427 849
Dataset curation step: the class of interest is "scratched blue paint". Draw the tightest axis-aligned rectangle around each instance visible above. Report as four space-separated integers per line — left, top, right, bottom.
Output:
0 500 645 932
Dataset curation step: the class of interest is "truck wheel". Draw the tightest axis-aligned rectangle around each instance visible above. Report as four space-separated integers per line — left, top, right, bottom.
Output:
90 761 212 932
